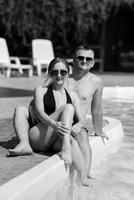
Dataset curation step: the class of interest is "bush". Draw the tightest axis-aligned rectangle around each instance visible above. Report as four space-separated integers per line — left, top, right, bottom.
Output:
0 0 130 57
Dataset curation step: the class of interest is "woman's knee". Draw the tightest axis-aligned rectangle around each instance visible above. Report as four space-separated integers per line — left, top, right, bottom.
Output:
64 104 74 115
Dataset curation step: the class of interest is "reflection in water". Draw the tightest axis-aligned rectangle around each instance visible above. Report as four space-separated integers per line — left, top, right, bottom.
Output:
44 88 134 200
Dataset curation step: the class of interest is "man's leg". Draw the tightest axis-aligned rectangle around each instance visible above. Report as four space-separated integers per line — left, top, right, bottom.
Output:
53 135 89 186
8 106 33 156
75 128 92 178
70 136 89 186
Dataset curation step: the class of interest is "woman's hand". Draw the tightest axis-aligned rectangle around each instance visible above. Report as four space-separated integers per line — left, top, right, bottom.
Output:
51 121 70 137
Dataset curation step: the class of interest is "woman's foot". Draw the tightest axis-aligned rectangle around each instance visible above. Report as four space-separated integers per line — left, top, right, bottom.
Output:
59 149 72 165
8 142 33 156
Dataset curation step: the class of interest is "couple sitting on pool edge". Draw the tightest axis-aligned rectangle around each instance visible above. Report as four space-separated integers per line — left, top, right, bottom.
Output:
9 57 90 186
9 46 109 186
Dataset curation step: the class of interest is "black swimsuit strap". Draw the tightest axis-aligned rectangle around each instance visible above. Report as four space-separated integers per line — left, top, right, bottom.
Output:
65 88 78 124
65 88 72 104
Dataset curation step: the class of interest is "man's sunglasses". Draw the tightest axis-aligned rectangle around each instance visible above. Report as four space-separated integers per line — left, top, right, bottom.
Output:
50 69 68 76
77 56 93 62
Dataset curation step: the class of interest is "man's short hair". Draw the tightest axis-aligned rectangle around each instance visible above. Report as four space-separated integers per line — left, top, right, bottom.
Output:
74 45 94 58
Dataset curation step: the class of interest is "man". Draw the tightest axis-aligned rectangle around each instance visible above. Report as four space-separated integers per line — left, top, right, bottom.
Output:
66 45 108 178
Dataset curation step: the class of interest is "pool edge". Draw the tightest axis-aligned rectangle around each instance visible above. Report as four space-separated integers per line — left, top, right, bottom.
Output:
0 116 124 200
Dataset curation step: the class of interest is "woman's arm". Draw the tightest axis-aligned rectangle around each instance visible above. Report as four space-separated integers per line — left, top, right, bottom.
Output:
34 86 70 135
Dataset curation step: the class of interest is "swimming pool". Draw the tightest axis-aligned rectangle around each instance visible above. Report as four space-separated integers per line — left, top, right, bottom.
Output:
43 87 134 200
94 87 134 200
0 86 133 200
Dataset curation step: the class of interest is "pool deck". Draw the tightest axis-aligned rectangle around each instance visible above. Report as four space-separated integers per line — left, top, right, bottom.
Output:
0 72 134 186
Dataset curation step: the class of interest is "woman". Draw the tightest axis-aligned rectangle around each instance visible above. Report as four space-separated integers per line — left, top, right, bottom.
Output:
9 58 89 186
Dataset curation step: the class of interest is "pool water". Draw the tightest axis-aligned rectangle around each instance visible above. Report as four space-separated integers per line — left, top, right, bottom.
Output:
93 88 134 200
44 87 134 200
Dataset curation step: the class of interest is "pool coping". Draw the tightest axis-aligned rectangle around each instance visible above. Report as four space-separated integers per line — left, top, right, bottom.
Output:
0 116 124 200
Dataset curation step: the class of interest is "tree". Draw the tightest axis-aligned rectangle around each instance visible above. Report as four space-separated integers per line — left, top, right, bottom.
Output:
0 0 133 57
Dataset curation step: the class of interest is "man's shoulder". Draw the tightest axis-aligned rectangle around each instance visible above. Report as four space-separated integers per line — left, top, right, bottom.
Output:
87 73 103 92
88 73 103 84
69 73 74 78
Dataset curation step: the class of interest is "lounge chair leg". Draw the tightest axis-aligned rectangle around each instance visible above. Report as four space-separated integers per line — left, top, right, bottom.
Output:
6 68 11 77
19 68 23 74
28 68 33 77
37 64 42 76
44 68 48 76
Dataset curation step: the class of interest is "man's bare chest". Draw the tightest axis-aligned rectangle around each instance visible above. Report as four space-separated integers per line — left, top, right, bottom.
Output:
69 80 95 101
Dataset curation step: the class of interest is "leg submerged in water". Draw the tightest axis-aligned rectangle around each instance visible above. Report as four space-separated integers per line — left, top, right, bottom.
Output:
70 136 89 187
75 128 92 179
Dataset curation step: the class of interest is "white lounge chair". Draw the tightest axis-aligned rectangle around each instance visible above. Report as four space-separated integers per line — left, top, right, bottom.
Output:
32 39 54 76
0 38 33 77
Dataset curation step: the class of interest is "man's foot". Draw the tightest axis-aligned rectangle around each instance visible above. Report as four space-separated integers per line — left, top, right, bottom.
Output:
87 175 95 179
80 177 89 187
8 143 33 156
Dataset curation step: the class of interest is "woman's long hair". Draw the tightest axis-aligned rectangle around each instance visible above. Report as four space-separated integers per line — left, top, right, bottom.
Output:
43 57 70 87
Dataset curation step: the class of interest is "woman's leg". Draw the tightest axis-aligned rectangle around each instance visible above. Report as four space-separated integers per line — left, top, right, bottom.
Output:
75 129 92 178
8 106 33 156
59 104 74 164
29 104 74 164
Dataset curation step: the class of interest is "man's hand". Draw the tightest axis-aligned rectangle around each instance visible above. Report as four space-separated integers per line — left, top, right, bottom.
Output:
95 132 109 144
72 122 82 136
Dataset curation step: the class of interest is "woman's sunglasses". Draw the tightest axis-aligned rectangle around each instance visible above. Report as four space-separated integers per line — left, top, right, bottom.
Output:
77 56 93 62
50 69 68 76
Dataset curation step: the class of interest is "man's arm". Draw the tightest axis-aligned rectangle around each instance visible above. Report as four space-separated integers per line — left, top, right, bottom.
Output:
91 80 103 135
91 79 108 141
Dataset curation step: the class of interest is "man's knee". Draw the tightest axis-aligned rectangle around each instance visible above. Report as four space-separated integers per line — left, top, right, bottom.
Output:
76 128 88 142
